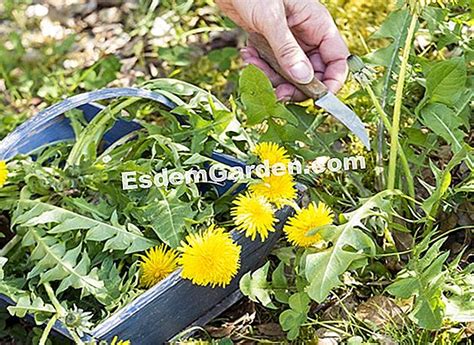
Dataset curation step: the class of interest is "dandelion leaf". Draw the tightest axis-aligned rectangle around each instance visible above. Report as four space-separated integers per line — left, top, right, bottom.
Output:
305 190 396 303
15 200 156 254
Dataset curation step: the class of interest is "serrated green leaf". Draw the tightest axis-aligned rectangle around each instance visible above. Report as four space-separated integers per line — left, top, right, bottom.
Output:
422 147 471 215
141 193 196 248
7 296 55 318
306 190 395 302
15 200 157 254
23 228 104 298
386 238 450 330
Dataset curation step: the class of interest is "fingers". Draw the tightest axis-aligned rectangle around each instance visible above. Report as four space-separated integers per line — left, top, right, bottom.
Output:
322 58 348 94
241 46 326 102
241 48 306 102
275 84 306 102
315 19 350 93
282 0 350 93
258 8 314 84
319 37 349 93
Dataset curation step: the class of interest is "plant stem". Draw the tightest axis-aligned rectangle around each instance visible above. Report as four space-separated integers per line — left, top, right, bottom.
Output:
43 282 65 317
65 326 85 345
0 235 20 257
387 14 418 190
39 314 58 345
43 283 85 344
365 86 415 201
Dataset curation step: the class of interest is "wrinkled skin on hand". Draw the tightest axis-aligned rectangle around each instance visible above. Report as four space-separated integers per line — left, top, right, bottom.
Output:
216 0 350 101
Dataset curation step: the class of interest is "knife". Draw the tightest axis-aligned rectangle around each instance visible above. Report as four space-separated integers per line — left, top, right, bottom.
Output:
248 33 371 150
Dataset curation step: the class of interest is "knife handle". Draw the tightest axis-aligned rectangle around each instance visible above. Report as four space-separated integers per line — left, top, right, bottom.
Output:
248 33 328 99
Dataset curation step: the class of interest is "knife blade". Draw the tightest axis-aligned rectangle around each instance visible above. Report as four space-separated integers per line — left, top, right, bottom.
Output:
315 93 370 149
248 33 371 150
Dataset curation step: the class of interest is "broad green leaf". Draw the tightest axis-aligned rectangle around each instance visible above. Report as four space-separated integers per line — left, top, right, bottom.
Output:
15 200 157 254
411 297 444 330
420 103 467 154
239 65 298 127
239 262 276 309
306 247 362 303
208 47 239 71
306 190 395 302
422 7 447 34
260 118 304 144
386 277 419 298
371 8 410 41
279 309 306 340
422 57 467 106
272 262 289 304
158 46 194 67
288 292 310 314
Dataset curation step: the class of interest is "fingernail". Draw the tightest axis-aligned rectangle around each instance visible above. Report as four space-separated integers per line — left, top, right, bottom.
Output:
289 62 313 84
241 50 251 60
278 96 291 102
277 93 292 102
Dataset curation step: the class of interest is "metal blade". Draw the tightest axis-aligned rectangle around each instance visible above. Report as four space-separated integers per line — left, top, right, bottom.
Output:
315 93 371 150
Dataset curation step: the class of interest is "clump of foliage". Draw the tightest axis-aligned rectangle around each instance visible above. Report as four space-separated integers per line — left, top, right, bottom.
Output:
0 80 256 342
0 0 472 344
235 0 473 343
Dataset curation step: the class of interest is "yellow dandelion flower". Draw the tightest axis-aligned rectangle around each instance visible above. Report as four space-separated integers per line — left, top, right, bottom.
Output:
250 174 297 208
231 192 277 241
139 245 179 288
178 225 241 288
253 142 290 166
284 202 334 247
0 161 8 188
111 336 131 345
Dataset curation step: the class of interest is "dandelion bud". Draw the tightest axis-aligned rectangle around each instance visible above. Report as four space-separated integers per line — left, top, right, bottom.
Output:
347 55 376 87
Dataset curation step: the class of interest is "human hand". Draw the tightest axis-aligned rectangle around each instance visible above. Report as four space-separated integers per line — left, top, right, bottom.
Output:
215 0 350 101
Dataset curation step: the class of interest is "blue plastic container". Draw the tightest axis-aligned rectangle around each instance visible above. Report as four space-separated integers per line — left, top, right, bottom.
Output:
0 88 297 344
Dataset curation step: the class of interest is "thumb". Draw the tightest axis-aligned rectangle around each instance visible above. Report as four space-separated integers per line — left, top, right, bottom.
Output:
261 23 314 84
